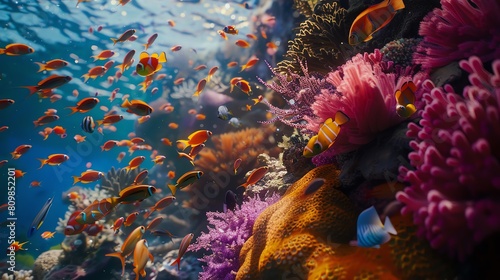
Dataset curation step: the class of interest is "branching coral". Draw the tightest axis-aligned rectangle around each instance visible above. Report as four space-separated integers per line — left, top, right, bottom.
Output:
306 50 428 155
413 0 500 70
397 56 500 261
276 0 351 74
190 193 281 280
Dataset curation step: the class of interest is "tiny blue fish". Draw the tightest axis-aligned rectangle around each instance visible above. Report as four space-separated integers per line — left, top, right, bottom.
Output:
217 105 233 120
28 197 53 238
351 206 397 248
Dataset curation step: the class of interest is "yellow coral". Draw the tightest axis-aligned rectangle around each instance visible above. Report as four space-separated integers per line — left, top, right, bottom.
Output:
237 165 456 279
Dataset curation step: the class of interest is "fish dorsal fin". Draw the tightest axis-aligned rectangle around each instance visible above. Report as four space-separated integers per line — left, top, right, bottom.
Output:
324 118 333 125
139 52 149 60
383 216 397 235
334 111 350 125
358 206 383 229
158 52 167 63
151 53 159 59
400 81 416 104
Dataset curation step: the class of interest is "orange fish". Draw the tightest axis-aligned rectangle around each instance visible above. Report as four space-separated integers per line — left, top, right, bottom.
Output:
173 77 185 85
0 126 8 132
30 181 41 188
73 134 86 143
217 30 228 40
146 217 163 231
11 144 32 159
14 170 26 178
348 0 405 45
124 212 139 227
177 130 212 150
167 170 176 180
170 45 182 52
0 43 34 55
7 241 28 252
227 61 238 68
111 29 136 45
96 114 123 126
121 99 153 116
246 34 257 40
195 114 206 120
67 191 81 200
82 66 107 82
133 170 148 185
76 197 121 224
136 51 167 77
117 151 126 162
233 158 242 174
168 123 179 129
171 233 194 270
38 154 69 169
52 126 67 138
167 20 176 27
395 81 417 118
41 231 55 239
106 226 145 276
235 79 252 95
240 57 259 72
111 217 125 234
33 114 59 127
238 166 268 189
92 50 114 61
152 155 166 165
138 115 150 124
193 64 207 71
133 239 154 280
118 184 156 204
206 66 219 82
22 75 72 95
266 42 278 50
72 170 104 184
67 97 99 114
125 156 146 172
35 59 69 72
143 33 158 50
229 77 243 93
161 138 172 146
235 39 250 48
116 49 135 73
0 99 14 110
193 78 207 97
223 25 238 35
101 140 119 151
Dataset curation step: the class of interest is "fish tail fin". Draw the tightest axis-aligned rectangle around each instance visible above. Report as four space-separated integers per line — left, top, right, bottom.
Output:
111 38 118 45
389 0 405 12
91 55 98 62
334 111 350 125
176 140 189 150
0 48 5 55
143 43 149 50
384 216 397 235
81 74 90 83
34 62 46 72
170 257 181 270
143 208 154 219
158 52 167 63
239 65 246 73
72 176 80 185
37 158 47 169
66 106 79 115
21 86 39 95
10 152 18 159
121 98 131 108
206 75 211 83
168 184 177 196
105 252 126 276
96 119 103 126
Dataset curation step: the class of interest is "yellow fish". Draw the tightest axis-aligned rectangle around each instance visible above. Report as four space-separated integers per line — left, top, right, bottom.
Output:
106 226 145 276
133 239 154 280
395 81 417 118
348 0 405 45
303 111 350 157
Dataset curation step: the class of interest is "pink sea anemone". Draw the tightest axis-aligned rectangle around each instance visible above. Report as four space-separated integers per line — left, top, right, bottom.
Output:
397 56 500 261
306 50 427 155
413 0 500 69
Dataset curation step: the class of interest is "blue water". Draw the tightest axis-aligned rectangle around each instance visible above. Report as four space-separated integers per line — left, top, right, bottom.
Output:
0 0 262 268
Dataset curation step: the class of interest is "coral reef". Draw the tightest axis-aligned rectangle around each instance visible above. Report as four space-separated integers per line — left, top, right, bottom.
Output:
414 0 500 70
279 130 316 177
187 125 281 216
307 50 428 155
276 0 350 74
1 270 32 280
33 249 63 280
190 193 281 280
155 249 201 280
380 38 422 68
397 56 500 261
237 165 457 279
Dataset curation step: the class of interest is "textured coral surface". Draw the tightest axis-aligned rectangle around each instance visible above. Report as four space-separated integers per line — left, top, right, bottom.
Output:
237 165 456 279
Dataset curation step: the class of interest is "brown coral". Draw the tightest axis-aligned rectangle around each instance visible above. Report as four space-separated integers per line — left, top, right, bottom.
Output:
237 165 457 279
276 0 351 75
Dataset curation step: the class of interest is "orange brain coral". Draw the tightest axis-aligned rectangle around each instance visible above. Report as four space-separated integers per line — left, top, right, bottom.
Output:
237 165 456 279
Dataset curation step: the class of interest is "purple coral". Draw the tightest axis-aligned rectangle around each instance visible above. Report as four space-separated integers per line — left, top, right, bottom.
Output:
306 50 427 155
413 0 500 70
190 193 281 280
397 56 500 261
258 60 335 130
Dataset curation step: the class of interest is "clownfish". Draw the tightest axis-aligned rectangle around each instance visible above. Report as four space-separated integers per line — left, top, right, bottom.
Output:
303 111 350 157
348 0 405 45
395 81 417 118
136 52 167 77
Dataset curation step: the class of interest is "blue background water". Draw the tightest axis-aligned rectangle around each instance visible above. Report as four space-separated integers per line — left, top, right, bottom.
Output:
0 0 256 267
